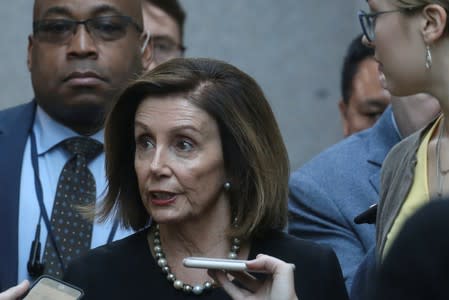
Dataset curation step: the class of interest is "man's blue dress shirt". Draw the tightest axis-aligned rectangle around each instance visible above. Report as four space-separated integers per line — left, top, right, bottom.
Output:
18 106 132 282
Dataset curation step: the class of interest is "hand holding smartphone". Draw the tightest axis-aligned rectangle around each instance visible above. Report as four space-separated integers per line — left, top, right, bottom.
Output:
22 275 83 300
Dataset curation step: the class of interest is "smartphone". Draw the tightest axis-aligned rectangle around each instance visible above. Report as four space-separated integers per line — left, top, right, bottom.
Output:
22 275 83 300
183 257 257 272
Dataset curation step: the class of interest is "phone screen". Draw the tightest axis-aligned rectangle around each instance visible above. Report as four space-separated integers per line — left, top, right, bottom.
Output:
23 276 83 300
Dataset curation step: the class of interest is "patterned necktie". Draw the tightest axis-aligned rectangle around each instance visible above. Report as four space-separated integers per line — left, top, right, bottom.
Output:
43 137 103 278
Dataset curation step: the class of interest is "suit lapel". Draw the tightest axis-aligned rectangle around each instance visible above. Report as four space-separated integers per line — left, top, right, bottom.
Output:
0 101 35 289
366 107 401 195
369 172 381 195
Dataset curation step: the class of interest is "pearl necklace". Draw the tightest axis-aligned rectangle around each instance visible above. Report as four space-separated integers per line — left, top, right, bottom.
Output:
153 224 241 295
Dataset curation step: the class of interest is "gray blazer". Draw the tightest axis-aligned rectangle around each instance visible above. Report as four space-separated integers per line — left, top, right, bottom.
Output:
376 118 437 258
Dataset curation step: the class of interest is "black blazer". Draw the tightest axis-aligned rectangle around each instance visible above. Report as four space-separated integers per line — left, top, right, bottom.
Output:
64 229 348 300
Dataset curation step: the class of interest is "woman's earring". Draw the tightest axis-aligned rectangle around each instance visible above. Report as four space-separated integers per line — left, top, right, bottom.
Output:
425 44 432 69
224 181 231 191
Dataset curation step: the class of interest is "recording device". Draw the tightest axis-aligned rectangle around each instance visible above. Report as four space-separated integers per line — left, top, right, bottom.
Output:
183 257 281 273
27 223 44 277
22 275 83 300
183 257 248 272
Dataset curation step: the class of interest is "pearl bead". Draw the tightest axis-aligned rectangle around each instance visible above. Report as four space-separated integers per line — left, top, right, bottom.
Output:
157 258 168 267
192 284 204 295
233 238 241 245
162 266 170 274
155 252 165 259
167 274 175 282
154 238 161 245
232 245 240 251
154 245 162 253
183 284 193 293
173 280 184 289
204 281 213 290
228 252 238 259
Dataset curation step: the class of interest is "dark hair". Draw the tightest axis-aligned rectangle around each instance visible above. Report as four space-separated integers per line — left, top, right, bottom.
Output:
340 34 375 104
145 0 186 42
100 58 289 240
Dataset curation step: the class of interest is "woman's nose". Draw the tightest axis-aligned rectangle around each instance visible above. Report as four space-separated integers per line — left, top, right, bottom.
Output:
149 148 171 177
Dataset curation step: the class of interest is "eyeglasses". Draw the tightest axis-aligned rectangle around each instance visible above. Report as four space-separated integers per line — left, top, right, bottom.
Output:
33 15 143 44
358 9 402 42
152 35 186 64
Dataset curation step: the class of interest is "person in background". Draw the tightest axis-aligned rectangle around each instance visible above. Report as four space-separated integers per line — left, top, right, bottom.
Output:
289 91 440 291
360 0 449 260
142 0 186 69
338 34 390 137
351 0 449 297
64 58 349 300
0 0 152 292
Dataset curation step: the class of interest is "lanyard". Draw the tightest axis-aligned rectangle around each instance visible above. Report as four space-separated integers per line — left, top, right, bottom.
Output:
29 128 119 271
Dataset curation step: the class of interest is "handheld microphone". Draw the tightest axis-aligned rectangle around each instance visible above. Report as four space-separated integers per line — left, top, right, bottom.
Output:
27 223 45 277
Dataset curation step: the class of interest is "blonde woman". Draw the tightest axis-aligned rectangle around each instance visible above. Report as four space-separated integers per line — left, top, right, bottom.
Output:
359 0 449 261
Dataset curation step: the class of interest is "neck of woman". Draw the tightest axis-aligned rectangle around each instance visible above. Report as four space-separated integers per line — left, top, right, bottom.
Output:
148 203 249 284
428 45 449 130
159 218 232 259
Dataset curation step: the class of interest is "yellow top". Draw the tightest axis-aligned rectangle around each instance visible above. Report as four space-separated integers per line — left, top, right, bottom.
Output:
382 116 442 259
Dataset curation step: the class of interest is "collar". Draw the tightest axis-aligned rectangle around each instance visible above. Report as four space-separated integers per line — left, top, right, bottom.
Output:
390 109 402 140
366 106 401 166
33 105 104 156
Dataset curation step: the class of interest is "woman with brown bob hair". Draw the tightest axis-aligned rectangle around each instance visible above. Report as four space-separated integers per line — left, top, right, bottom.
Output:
64 58 348 300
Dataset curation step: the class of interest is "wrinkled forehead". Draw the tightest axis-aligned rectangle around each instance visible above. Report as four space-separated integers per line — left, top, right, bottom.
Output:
33 0 143 24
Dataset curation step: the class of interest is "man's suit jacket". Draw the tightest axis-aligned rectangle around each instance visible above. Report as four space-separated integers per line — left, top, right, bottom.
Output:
0 101 36 291
288 106 401 290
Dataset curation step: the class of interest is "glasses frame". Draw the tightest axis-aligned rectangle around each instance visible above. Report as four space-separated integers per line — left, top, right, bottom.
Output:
151 35 186 64
358 9 402 42
32 15 143 44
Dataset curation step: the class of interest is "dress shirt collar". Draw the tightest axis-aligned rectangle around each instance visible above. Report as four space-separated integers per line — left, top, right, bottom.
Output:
390 108 402 140
33 105 104 156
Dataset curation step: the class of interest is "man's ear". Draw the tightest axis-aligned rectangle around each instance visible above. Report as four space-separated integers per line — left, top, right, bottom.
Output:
338 100 350 137
27 35 33 72
140 31 153 70
421 4 447 43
